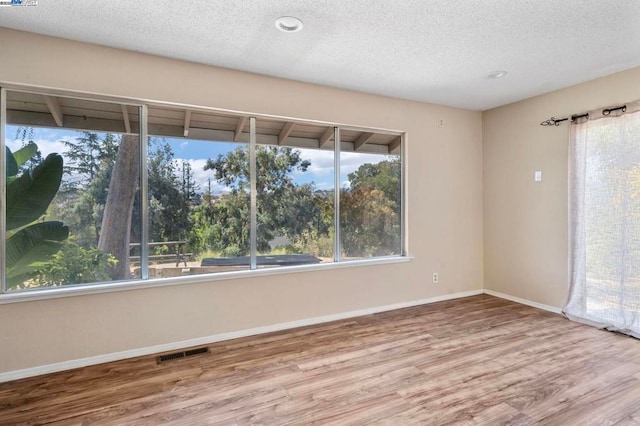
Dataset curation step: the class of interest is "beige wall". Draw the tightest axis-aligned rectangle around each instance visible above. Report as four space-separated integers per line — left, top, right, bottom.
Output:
0 29 483 374
483 67 640 309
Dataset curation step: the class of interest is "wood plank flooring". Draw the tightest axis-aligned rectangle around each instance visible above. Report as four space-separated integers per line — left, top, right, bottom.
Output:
2 295 640 425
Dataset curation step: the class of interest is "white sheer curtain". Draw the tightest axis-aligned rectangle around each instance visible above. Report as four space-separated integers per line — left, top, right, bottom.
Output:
564 101 640 337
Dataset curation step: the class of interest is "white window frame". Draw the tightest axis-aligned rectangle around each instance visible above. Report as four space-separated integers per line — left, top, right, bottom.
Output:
0 84 410 304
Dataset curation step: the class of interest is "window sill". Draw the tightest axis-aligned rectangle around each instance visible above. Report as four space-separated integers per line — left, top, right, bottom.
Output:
0 256 413 304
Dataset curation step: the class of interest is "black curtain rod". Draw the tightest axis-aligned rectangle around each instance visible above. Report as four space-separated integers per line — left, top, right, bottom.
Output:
540 104 627 127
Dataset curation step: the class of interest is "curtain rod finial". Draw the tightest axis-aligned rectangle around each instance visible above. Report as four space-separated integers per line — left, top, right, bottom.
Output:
540 117 566 126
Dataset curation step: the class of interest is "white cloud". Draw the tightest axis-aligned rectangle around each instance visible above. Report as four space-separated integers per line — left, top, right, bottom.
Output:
299 150 334 177
291 150 390 188
302 150 387 176
297 150 387 178
339 152 386 177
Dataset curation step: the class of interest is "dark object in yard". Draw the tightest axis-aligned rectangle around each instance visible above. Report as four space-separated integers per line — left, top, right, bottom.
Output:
201 254 321 267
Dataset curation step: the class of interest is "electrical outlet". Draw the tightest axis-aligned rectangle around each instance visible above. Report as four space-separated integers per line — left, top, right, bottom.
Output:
438 119 445 128
433 272 439 284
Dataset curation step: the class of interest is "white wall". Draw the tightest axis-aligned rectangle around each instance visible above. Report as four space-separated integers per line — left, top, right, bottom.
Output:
483 66 640 309
0 29 484 375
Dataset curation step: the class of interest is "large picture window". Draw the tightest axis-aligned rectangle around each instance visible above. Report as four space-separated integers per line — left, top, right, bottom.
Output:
3 91 142 291
1 88 404 294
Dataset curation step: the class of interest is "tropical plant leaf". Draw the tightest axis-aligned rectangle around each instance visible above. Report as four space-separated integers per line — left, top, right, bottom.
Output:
6 153 63 230
12 142 38 167
5 221 69 281
5 147 18 178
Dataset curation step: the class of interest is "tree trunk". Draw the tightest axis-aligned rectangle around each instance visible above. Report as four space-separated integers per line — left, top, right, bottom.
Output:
98 135 140 280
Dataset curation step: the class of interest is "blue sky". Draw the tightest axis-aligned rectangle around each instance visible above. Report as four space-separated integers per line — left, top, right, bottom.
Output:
6 125 390 194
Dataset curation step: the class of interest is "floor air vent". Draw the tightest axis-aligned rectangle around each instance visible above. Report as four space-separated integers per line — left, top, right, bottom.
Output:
157 346 210 363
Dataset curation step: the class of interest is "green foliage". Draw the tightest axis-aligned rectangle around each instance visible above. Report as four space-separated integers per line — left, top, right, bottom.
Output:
53 133 119 246
200 146 321 254
5 147 18 177
6 142 37 184
6 222 69 289
196 147 400 259
189 189 250 255
5 147 70 290
35 238 118 286
6 153 65 230
180 160 199 203
205 145 310 192
340 157 401 257
12 142 38 168
63 132 118 182
146 139 192 243
348 156 401 211
341 187 399 257
291 229 334 258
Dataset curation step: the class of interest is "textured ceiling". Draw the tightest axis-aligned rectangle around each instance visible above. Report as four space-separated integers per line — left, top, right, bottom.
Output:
1 0 639 110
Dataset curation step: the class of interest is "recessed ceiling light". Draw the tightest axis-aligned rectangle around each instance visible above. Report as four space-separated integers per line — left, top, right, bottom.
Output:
487 70 508 79
275 16 304 33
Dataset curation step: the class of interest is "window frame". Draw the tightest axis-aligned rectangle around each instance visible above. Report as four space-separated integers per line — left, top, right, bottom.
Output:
0 84 409 302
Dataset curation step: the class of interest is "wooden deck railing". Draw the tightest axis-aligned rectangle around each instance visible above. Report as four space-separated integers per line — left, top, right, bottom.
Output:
129 241 190 267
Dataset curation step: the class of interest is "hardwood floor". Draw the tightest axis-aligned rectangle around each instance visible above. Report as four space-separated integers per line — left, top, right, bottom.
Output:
2 295 640 425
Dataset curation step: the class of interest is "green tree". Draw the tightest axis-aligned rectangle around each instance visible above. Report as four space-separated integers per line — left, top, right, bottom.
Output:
63 132 119 183
146 139 192 243
200 145 318 254
180 160 199 204
340 156 401 257
51 132 119 246
348 156 401 211
190 190 250 257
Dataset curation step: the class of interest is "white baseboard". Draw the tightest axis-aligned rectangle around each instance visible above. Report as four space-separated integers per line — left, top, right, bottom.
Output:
0 289 483 383
483 289 563 314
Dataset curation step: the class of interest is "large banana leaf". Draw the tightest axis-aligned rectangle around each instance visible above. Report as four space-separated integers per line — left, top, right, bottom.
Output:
12 143 38 168
6 153 63 230
5 147 18 178
6 221 69 288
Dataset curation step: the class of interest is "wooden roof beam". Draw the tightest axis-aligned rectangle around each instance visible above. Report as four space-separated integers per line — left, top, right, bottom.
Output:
233 117 247 142
278 122 295 145
319 127 334 148
44 96 64 127
354 132 375 151
388 135 402 154
183 110 191 137
121 105 131 134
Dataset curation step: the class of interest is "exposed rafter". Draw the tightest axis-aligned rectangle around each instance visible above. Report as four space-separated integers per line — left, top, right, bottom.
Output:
121 105 131 134
354 132 375 151
319 127 334 148
183 110 191 137
6 92 397 155
388 135 401 154
233 116 247 142
278 122 295 145
6 109 391 155
44 96 64 127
